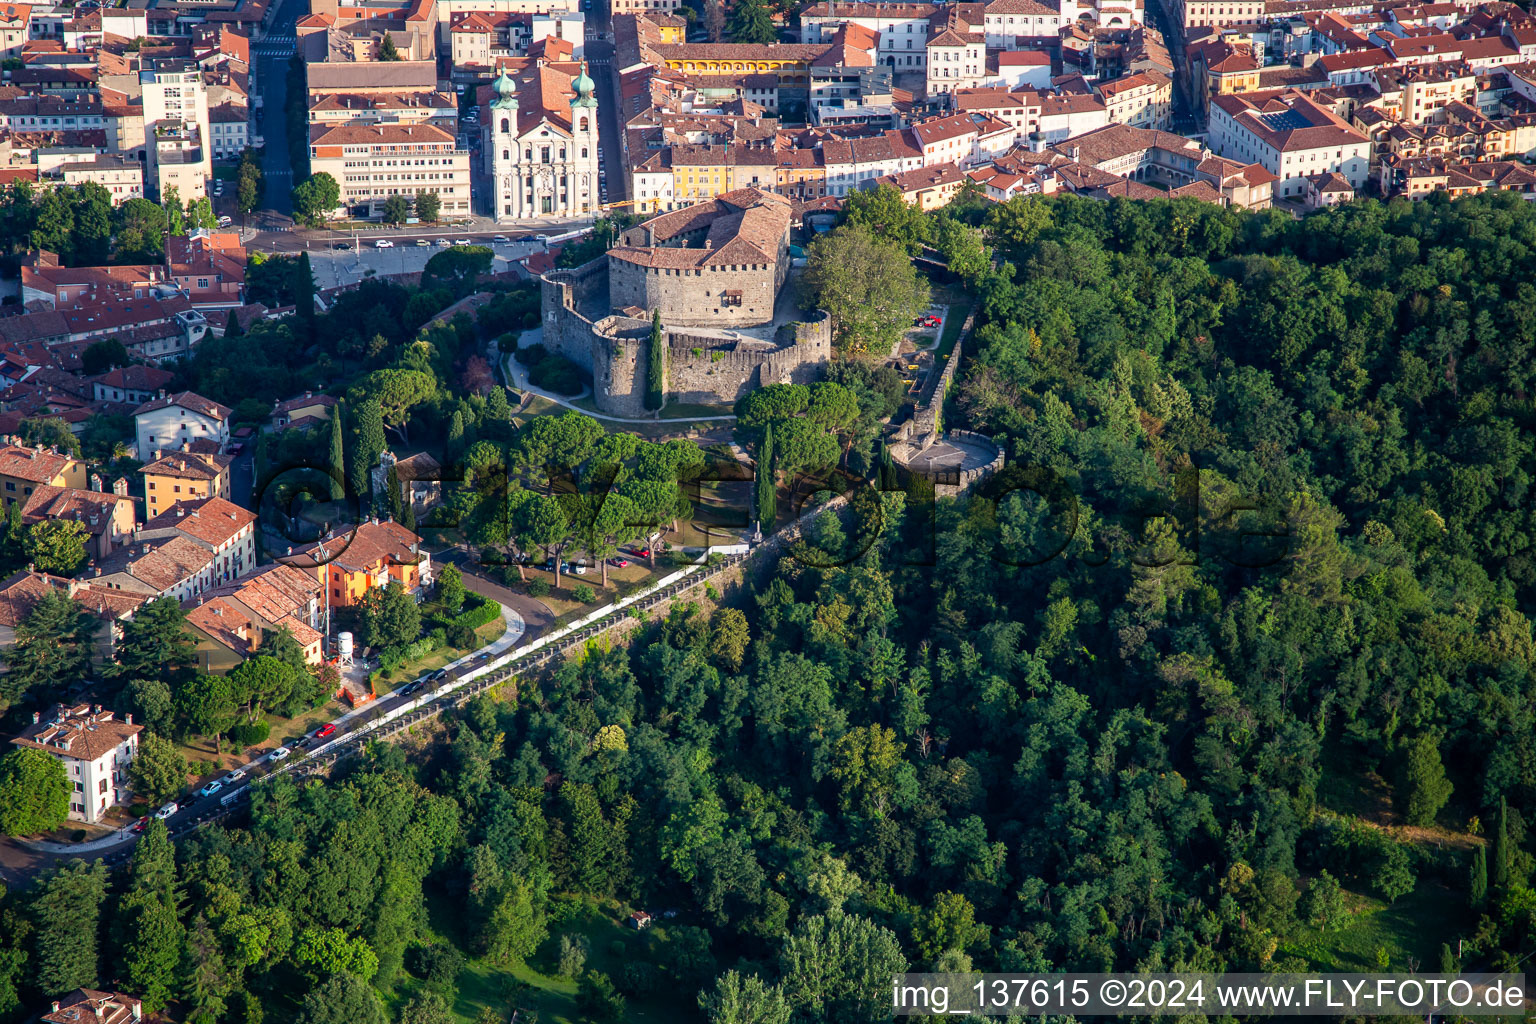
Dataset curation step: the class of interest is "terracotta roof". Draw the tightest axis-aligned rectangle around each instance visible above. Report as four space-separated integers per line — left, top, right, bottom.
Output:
392 451 442 481
19 486 129 537
103 535 213 592
143 496 255 547
132 390 232 422
141 451 233 482
610 188 790 271
272 392 338 416
1309 170 1354 191
40 990 143 1024
90 365 174 392
12 708 141 766
288 518 424 575
0 442 75 483
309 122 455 146
0 570 144 627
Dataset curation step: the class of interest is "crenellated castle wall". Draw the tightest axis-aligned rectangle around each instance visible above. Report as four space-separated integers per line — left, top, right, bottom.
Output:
538 257 831 417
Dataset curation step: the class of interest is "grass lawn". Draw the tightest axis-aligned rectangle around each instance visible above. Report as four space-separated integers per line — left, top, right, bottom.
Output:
371 611 507 689
1278 880 1468 971
408 894 700 1024
936 296 971 360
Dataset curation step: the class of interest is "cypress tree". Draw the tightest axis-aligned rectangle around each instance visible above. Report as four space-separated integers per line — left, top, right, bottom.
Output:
447 409 465 463
223 309 243 339
1470 843 1488 906
347 400 386 498
386 464 404 523
295 251 316 339
644 309 665 412
1492 797 1510 890
327 404 345 501
755 422 775 530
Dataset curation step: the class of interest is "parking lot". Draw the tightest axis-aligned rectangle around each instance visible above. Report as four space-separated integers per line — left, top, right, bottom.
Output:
301 234 549 290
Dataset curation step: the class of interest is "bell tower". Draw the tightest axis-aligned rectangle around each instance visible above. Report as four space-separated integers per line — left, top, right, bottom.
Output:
487 68 519 222
569 62 600 215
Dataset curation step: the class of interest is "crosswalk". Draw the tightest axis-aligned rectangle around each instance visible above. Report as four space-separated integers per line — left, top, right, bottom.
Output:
253 34 297 57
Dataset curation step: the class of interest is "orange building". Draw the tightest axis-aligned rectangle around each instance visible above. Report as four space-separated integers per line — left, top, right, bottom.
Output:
289 518 429 608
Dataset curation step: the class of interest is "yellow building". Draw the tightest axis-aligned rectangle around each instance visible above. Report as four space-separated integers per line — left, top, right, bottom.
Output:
0 443 86 507
651 43 823 88
140 450 233 519
671 144 775 203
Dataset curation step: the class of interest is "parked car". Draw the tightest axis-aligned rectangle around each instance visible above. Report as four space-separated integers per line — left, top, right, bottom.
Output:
267 746 291 762
573 563 588 575
454 238 472 245
154 802 179 820
130 817 147 833
217 215 233 226
415 237 431 246
313 723 337 740
375 239 394 248
198 780 223 798
334 241 351 250
400 680 423 696
611 558 629 568
435 238 451 247
224 768 247 784
492 235 511 243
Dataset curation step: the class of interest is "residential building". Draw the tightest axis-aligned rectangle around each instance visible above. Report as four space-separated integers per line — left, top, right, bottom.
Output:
20 486 136 562
872 161 968 208
140 58 211 200
209 104 249 160
485 61 601 221
0 572 145 665
372 451 444 514
91 366 176 406
94 535 221 603
42 157 143 205
1209 89 1371 198
139 449 234 519
1098 70 1174 129
1306 169 1356 204
40 990 145 1024
139 496 257 588
133 391 232 459
309 122 472 220
10 704 140 824
289 518 432 608
272 392 338 431
186 563 326 672
0 440 86 506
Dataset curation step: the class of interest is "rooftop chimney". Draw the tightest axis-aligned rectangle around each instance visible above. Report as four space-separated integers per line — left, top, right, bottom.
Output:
125 713 133 725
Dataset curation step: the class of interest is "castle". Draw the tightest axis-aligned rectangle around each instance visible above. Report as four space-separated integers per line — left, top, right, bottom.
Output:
539 187 832 418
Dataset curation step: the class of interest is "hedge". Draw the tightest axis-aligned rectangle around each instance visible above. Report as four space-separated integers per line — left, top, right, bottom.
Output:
449 594 501 633
377 634 441 673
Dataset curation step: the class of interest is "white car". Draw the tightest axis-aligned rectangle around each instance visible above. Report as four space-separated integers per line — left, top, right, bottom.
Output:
375 239 394 248
224 768 246 784
217 215 233 226
435 238 451 247
154 802 178 820
454 238 472 246
268 746 291 763
492 235 511 244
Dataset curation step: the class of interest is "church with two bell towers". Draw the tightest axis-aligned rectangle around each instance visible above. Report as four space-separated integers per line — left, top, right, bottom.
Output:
484 59 600 222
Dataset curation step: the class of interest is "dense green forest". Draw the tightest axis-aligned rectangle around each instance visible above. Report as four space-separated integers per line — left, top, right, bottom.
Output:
4 190 1536 1023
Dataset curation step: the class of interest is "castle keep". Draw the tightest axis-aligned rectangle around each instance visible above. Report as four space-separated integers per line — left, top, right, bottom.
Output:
539 187 832 417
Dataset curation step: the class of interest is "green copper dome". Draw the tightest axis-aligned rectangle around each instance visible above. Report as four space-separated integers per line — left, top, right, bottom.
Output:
490 69 518 111
571 62 597 108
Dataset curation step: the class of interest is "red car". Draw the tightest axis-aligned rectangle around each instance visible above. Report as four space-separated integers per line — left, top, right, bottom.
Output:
922 315 941 327
314 723 337 740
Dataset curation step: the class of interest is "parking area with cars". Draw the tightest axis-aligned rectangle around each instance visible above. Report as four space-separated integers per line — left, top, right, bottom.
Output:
302 233 550 290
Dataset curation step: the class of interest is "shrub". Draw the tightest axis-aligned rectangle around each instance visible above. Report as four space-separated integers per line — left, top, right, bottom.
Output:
530 355 582 395
573 583 596 603
229 721 270 746
450 594 501 633
515 342 548 367
448 623 476 648
557 934 589 979
528 580 550 598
